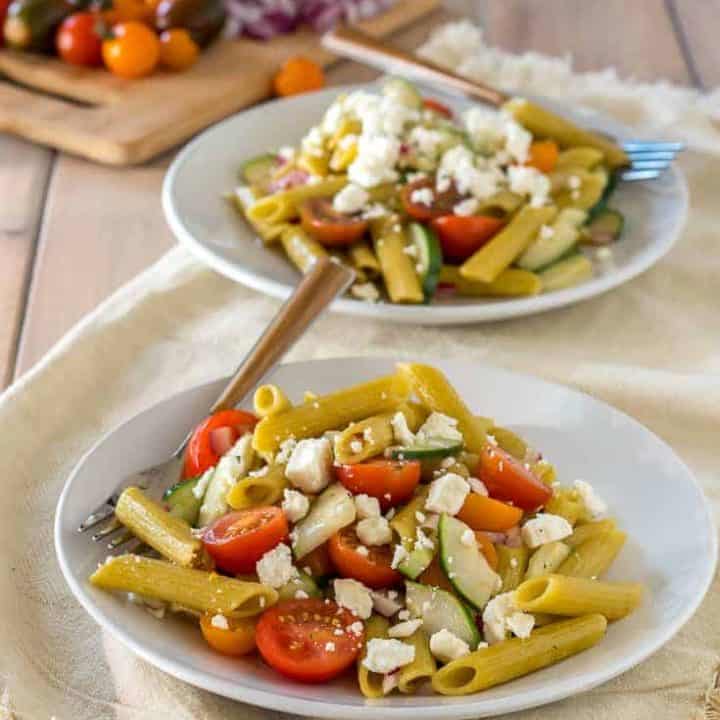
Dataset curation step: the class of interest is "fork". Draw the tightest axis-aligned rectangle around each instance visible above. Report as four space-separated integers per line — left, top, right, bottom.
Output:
322 26 684 181
77 256 355 550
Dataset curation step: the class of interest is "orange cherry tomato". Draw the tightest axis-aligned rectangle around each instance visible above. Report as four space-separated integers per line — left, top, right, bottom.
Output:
299 198 369 247
102 21 160 79
183 409 258 478
301 542 334 578
430 215 505 263
200 613 256 656
456 492 523 532
400 177 460 222
526 140 559 173
273 56 325 97
336 459 421 511
474 530 499 570
56 12 103 66
479 445 553 511
423 97 453 119
99 0 150 25
158 28 198 71
418 556 454 592
328 526 402 589
256 599 364 683
202 506 289 574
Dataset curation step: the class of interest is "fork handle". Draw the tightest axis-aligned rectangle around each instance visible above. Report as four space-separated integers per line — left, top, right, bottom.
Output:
322 25 508 107
209 257 355 414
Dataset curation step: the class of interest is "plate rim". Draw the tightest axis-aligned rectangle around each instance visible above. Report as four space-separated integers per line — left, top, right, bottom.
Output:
161 85 689 326
55 357 717 719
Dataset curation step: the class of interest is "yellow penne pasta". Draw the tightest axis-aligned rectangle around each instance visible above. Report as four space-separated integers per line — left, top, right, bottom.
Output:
552 168 608 210
398 630 436 694
252 373 411 455
545 487 585 526
556 147 604 171
280 225 328 274
90 555 277 618
348 241 381 278
432 614 607 695
515 574 643 620
476 190 525 215
358 615 390 699
371 217 424 304
558 529 627 578
488 426 528 460
565 519 616 548
496 545 529 593
439 265 542 298
525 542 571 579
297 151 330 177
253 384 292 417
531 459 557 486
226 464 287 510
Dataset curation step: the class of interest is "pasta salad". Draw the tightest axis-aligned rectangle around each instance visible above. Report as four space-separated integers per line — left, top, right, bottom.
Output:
230 80 627 305
91 363 642 697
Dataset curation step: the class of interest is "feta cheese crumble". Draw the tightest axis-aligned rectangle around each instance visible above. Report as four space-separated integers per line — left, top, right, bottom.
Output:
429 628 471 663
356 516 392 546
468 477 489 496
256 543 298 589
388 619 423 638
507 165 550 207
390 544 408 569
425 472 470 515
453 197 479 216
355 493 381 519
285 438 333 493
362 639 415 674
391 411 415 446
574 479 607 519
482 592 535 644
334 578 373 619
521 513 573 548
281 488 310 523
210 614 229 630
333 183 369 215
410 187 434 206
350 282 380 303
417 412 463 443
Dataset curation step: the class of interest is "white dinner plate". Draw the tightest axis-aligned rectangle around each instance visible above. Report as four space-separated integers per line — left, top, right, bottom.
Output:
56 358 715 719
162 85 688 325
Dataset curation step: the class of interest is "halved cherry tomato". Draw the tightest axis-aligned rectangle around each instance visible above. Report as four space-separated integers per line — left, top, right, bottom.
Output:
202 506 288 574
400 177 460 222
328 526 401 589
56 12 103 66
0 0 11 46
183 409 258 478
526 140 559 173
336 459 420 510
423 97 453 119
256 598 364 682
457 492 523 532
430 215 505 263
418 556 454 592
302 542 333 578
475 531 499 570
478 445 553 511
299 198 368 247
200 613 256 656
102 21 159 79
273 56 325 97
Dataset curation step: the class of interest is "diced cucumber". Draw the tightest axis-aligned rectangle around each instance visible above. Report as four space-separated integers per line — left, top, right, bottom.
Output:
516 208 587 272
581 208 624 246
405 581 480 648
163 476 203 526
408 222 442 301
240 154 279 194
276 570 322 601
292 483 356 559
390 487 434 579
539 254 593 292
382 77 423 109
438 514 500 610
389 438 462 461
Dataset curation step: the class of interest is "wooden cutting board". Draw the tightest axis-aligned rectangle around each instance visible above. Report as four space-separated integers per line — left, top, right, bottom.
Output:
0 0 438 165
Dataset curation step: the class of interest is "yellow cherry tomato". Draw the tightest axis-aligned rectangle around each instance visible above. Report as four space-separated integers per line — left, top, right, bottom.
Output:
158 28 199 71
102 21 160 79
273 56 325 97
200 613 257 657
101 0 151 24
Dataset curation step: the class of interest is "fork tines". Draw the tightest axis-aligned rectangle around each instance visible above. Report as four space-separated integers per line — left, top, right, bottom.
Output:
620 140 685 181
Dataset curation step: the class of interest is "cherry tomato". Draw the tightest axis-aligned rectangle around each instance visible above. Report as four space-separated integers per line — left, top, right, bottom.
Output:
56 12 103 66
158 28 198 71
478 445 553 511
102 21 160 79
256 598 364 682
456 492 523 532
299 198 368 247
328 526 401 589
400 177 460 222
273 56 325 97
1 0 14 46
183 409 258 478
200 613 256 656
430 215 505 263
336 459 421 510
526 140 559 173
423 98 453 119
98 0 150 24
302 542 334 578
202 507 288 574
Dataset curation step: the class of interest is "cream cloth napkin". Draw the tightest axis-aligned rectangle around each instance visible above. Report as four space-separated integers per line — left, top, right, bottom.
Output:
1 20 719 720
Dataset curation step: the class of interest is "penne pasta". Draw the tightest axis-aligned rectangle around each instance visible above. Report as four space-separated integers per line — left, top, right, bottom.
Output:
371 217 424 304
525 542 571 579
488 426 528 460
552 168 608 210
565 519 617 548
253 384 292 417
358 615 390 698
545 487 585 526
496 545 529 593
556 147 604 171
226 464 288 510
348 241 381 278
90 555 277 618
280 225 328 274
398 630 437 694
439 265 542 298
558 529 627 578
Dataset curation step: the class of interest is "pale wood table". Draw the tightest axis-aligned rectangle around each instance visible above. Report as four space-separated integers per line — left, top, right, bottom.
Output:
0 0 715 390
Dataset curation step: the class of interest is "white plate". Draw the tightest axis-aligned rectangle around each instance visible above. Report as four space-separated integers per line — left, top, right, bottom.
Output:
56 358 715 719
162 86 688 325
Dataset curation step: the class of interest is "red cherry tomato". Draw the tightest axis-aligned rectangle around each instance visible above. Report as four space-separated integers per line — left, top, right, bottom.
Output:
423 98 453 119
299 198 368 247
336 459 420 510
430 215 505 263
0 0 14 46
400 177 460 222
183 409 258 478
478 446 553 511
56 12 103 66
256 598 364 683
202 507 288 574
328 526 402 589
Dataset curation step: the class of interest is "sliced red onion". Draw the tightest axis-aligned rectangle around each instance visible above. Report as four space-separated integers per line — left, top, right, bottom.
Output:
269 168 310 192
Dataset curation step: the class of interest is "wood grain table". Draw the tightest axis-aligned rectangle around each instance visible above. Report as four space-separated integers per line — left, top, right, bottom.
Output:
0 0 715 390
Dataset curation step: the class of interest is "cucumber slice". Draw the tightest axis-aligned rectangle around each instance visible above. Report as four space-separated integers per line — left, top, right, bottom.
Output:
389 438 462 460
240 154 279 193
276 570 322 601
382 77 423 109
390 487 434 579
516 208 587 272
163 476 203 526
581 208 624 246
539 254 593 292
438 514 500 610
408 223 442 301
405 581 480 648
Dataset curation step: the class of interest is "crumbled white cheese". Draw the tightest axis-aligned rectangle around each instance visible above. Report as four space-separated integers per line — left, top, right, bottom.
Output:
355 493 381 519
362 639 416 674
275 437 297 465
277 145 296 161
356 545 369 556
390 544 408 569
504 120 532 164
507 165 550 207
388 619 423 638
429 628 471 663
482 592 535 645
460 528 476 547
192 468 213 499
521 513 573 548
334 578 373 619
325 641 336 652
438 145 502 200
408 126 446 157
410 187 434 206
234 185 256 209
356 516 392 546
397 609 410 621
567 174 582 190
348 134 401 188
414 527 435 551
333 183 369 215
574 479 607 519
453 197 479 216
417 412 463 443
281 488 310 523
349 620 364 635
406 171 428 183
294 589 309 600
391 411 416 446
349 439 364 454
210 614 229 630
371 589 404 617
285 438 333 493
425 472 470 515
596 246 613 261
468 477 489 496
463 107 506 150
350 282 380 303
256 543 298 589
361 203 388 219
